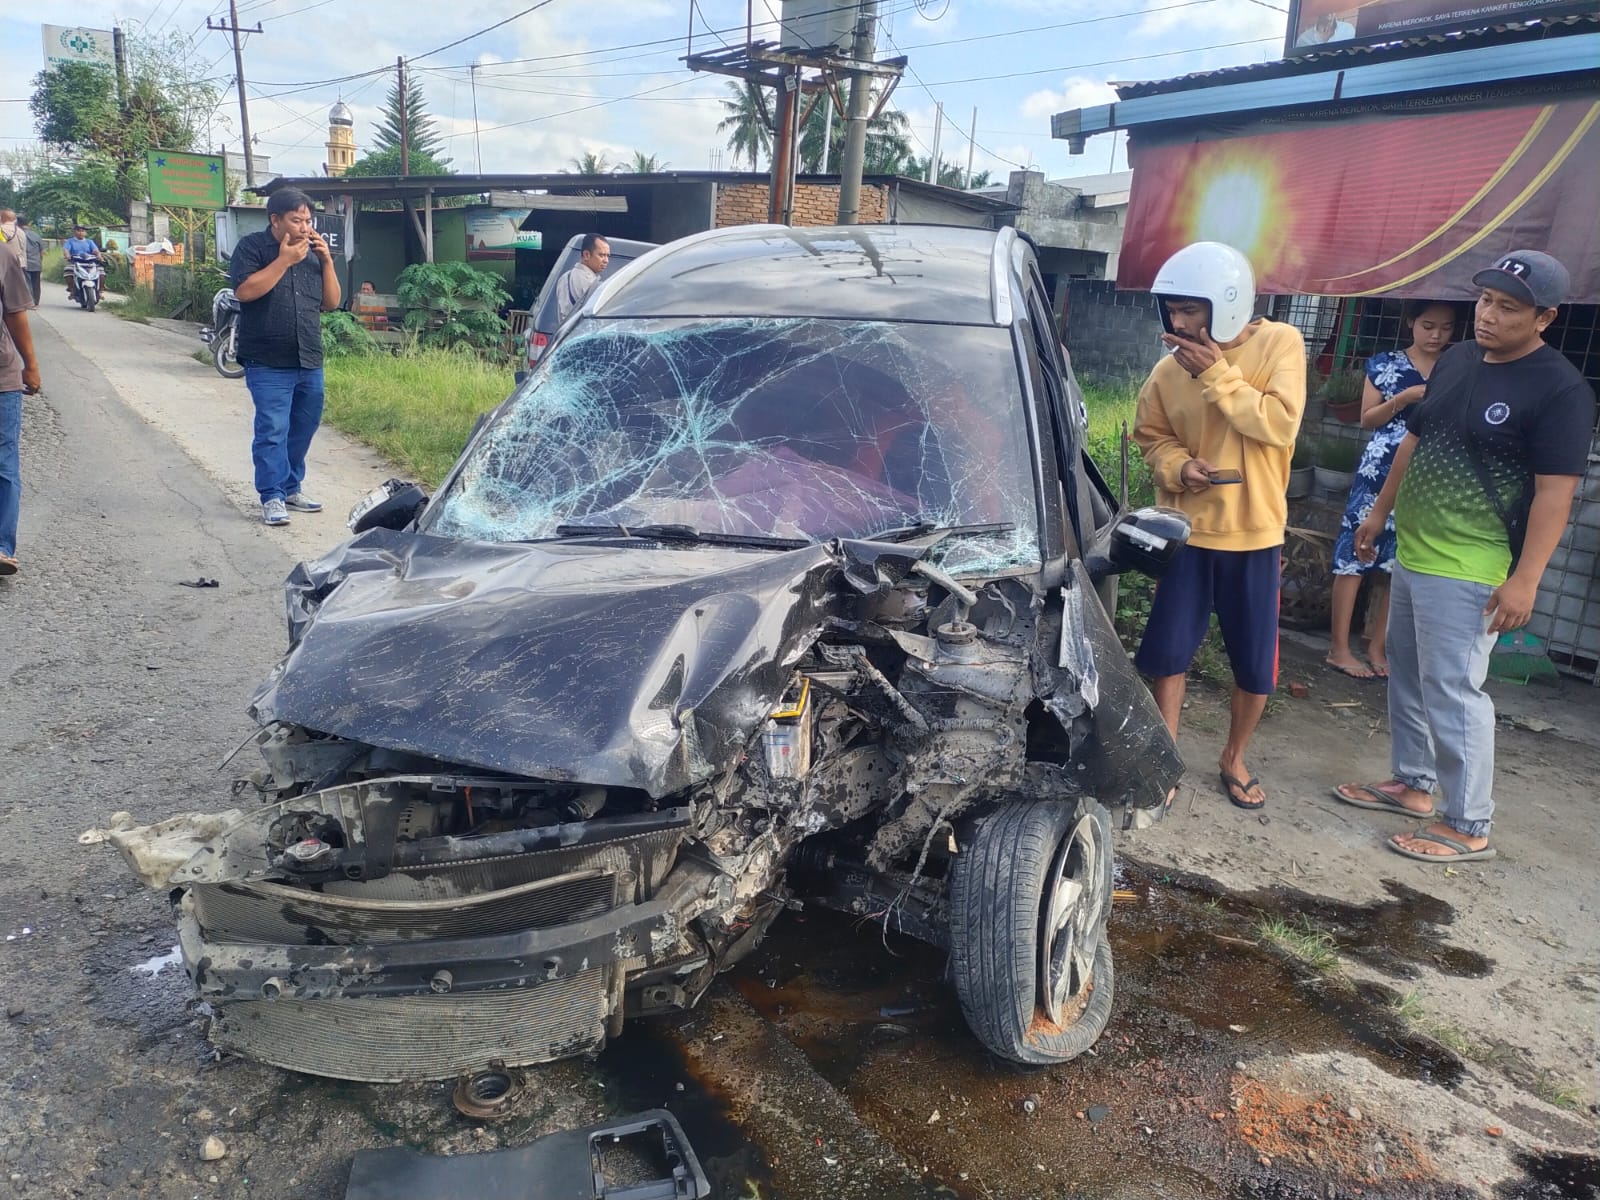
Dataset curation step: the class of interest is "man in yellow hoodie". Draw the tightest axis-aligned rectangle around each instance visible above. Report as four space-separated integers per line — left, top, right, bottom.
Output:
1132 242 1306 810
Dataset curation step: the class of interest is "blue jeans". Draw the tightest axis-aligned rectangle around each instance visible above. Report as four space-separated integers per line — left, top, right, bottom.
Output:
244 366 324 503
0 389 19 557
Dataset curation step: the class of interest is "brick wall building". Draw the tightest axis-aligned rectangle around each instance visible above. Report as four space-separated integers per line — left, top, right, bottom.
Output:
714 182 889 228
1061 278 1163 382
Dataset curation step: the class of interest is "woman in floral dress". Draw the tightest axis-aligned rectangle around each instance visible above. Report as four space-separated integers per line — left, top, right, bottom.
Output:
1326 302 1458 679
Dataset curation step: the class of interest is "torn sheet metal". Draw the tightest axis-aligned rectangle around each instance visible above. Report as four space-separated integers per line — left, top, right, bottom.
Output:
344 1109 710 1200
257 531 840 798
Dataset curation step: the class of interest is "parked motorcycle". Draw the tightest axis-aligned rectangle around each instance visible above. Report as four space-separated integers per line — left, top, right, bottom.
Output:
198 288 244 379
69 259 104 312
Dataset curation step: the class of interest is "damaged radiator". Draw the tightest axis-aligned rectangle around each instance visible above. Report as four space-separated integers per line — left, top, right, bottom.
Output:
211 969 612 1082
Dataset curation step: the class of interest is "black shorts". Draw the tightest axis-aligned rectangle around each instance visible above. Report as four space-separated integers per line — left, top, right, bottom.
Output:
1134 545 1281 696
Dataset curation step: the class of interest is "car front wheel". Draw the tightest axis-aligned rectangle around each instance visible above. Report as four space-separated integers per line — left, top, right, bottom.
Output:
949 796 1115 1064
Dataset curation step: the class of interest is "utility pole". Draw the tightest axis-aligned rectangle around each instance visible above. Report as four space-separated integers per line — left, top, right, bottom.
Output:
470 63 482 174
836 1 878 224
397 57 410 176
208 1 263 188
112 26 129 109
965 107 977 189
820 90 835 175
926 102 943 184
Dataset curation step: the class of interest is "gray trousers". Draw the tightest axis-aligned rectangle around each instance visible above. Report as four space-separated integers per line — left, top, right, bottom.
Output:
1386 564 1497 837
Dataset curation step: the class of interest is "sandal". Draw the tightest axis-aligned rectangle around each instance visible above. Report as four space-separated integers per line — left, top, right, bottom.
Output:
1386 830 1496 863
1220 771 1265 810
1331 782 1436 818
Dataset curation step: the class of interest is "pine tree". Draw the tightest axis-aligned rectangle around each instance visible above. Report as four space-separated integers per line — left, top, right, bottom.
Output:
372 65 451 166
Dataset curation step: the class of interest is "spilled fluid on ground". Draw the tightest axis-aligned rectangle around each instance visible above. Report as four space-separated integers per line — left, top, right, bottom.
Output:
598 859 1530 1200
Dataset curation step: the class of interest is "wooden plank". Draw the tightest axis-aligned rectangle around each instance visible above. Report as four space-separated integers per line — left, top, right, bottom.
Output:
488 190 629 213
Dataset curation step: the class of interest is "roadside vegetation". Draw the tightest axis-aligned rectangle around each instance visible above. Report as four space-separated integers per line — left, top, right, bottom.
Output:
1258 915 1342 973
322 346 511 487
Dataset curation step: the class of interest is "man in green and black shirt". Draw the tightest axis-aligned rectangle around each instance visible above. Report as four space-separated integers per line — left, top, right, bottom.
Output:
1334 250 1594 863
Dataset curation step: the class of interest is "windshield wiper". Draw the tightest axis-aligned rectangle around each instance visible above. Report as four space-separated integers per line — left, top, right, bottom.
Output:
552 523 810 550
863 520 1017 544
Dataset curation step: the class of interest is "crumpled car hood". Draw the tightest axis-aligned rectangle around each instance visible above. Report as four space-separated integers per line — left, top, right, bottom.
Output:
251 529 841 797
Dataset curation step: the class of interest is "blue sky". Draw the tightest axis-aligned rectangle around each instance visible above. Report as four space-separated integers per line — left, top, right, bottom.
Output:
2 1 1289 185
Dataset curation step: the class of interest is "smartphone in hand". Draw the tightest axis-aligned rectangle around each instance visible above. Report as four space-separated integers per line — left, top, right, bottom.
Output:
1207 468 1244 484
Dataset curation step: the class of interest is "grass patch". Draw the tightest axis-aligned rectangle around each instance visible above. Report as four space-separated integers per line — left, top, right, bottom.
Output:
1385 992 1519 1068
323 347 514 487
191 348 212 365
1259 915 1341 973
106 285 160 324
1533 1070 1586 1110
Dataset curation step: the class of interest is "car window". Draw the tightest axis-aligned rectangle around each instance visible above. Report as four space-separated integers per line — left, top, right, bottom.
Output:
429 316 1042 572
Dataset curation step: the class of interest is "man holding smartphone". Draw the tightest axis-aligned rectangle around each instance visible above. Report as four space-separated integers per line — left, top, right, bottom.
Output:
1132 242 1307 810
229 187 342 526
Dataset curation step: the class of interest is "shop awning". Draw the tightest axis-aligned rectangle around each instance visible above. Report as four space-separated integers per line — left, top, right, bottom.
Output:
1117 95 1600 301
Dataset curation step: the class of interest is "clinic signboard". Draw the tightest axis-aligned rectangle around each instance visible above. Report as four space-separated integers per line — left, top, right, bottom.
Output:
42 25 117 69
1284 0 1595 54
146 150 228 211
465 207 542 260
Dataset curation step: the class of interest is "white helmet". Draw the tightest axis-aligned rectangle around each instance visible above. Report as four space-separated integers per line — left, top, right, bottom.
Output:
1150 242 1257 343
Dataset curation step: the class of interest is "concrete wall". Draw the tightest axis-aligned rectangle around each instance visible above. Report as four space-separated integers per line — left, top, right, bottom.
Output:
1061 278 1164 383
1003 171 1125 279
714 182 888 227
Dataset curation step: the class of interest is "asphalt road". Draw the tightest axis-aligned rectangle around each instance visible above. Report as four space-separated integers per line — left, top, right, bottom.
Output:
0 305 610 1198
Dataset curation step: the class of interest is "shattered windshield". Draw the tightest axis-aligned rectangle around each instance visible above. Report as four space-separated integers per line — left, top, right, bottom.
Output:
429 317 1041 570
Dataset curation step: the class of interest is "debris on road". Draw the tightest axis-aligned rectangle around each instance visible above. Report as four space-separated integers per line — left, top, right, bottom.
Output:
200 1135 227 1162
178 577 221 589
344 1110 709 1200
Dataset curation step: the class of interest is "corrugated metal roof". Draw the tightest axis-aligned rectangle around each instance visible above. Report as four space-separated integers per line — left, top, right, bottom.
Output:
1113 12 1599 98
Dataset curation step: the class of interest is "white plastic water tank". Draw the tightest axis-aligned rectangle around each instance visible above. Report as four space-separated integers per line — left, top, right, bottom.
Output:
778 0 857 53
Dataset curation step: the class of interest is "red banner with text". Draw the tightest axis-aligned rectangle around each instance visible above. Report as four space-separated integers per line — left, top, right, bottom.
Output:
1120 98 1600 302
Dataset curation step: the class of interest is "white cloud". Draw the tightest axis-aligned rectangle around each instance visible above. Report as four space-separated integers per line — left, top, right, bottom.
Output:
1137 0 1286 41
1019 77 1117 122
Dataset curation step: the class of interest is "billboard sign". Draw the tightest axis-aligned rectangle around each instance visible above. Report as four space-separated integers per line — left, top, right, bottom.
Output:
42 25 116 69
1119 98 1600 302
146 150 228 210
1284 0 1594 55
465 207 542 259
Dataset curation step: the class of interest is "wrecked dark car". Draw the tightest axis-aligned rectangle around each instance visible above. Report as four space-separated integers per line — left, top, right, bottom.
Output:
162 224 1188 1081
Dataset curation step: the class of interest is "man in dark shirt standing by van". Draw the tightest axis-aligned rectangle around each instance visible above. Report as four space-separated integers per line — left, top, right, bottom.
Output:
229 188 341 526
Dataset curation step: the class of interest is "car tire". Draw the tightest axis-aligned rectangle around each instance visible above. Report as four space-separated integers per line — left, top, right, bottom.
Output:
949 796 1115 1065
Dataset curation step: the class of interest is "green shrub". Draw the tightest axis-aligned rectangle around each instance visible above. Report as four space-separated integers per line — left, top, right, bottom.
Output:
321 310 381 358
396 261 510 358
1317 438 1362 472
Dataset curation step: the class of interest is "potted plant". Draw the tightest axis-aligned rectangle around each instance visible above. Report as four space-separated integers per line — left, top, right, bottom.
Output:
1287 437 1315 499
1321 369 1365 423
1314 437 1361 497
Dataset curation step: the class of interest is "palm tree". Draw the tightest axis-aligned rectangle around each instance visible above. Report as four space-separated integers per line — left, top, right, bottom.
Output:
566 151 613 175
717 81 773 171
628 151 668 173
797 95 917 176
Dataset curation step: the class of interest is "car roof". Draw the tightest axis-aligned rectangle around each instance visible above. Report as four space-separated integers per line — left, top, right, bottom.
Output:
555 233 658 258
590 224 1013 326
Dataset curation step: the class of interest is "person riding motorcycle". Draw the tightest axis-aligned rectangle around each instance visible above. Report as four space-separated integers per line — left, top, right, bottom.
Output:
63 225 103 304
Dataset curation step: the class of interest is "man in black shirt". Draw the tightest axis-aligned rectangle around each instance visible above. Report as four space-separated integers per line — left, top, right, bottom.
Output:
228 187 341 526
1334 250 1595 863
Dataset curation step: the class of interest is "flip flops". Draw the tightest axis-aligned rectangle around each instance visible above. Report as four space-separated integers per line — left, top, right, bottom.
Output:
1220 771 1265 810
1331 783 1437 818
1386 830 1496 863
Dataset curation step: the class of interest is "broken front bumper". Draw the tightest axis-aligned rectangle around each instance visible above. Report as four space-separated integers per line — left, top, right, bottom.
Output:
173 792 719 1082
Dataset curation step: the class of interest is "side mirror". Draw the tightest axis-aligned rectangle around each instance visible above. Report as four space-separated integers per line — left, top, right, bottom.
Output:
348 479 429 534
1086 505 1190 580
